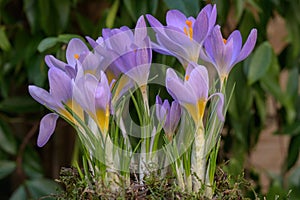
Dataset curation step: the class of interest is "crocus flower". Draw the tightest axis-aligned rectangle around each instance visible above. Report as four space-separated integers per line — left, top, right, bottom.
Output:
146 4 216 68
28 67 82 147
44 38 90 78
156 96 181 141
94 15 152 87
73 67 112 134
166 63 224 126
201 25 257 81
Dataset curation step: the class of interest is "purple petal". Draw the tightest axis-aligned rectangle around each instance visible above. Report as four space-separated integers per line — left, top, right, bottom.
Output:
48 67 72 103
66 38 89 66
193 9 209 43
37 113 59 147
135 16 147 44
95 71 111 111
235 29 257 63
220 38 234 74
208 93 224 122
166 10 187 29
45 55 66 70
166 68 196 104
146 14 164 28
186 64 209 100
86 36 99 48
28 85 58 110
168 101 181 133
227 30 242 65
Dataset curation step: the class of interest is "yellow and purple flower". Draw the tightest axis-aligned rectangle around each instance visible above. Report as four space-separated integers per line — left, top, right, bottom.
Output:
28 67 82 147
146 4 216 68
201 25 257 81
166 63 224 126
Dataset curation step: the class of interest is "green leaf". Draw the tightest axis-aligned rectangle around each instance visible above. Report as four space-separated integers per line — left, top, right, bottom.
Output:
23 0 39 33
0 121 17 155
27 54 47 86
0 161 16 179
234 0 245 22
53 0 70 33
148 0 158 15
248 42 273 85
277 123 300 136
123 0 136 22
26 178 61 199
0 27 11 51
106 0 119 28
57 34 83 43
37 37 58 52
285 135 300 171
9 185 27 200
0 96 40 113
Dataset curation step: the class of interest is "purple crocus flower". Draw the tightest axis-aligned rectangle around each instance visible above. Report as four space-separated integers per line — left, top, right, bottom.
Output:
166 63 224 126
44 38 90 78
28 67 82 147
73 68 112 134
146 4 216 68
156 96 181 140
201 25 257 81
94 16 152 87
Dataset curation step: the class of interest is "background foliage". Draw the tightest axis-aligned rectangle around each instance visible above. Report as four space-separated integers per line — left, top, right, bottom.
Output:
0 0 300 199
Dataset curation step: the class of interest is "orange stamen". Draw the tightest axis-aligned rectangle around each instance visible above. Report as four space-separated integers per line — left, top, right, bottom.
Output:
74 53 79 59
223 39 227 44
185 75 190 81
185 20 192 28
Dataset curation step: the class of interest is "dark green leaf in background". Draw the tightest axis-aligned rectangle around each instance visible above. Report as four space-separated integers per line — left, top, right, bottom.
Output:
0 161 16 179
0 96 41 114
0 27 11 51
0 121 17 155
248 42 273 85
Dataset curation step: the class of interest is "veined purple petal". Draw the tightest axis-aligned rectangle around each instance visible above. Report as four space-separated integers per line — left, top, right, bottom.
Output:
193 9 209 43
220 38 234 74
166 68 196 104
65 65 77 79
28 85 58 110
37 113 59 147
167 100 181 133
155 96 168 124
145 14 164 28
66 38 89 66
45 55 66 70
95 71 111 111
166 10 187 29
208 93 224 122
81 51 103 73
86 36 99 48
48 67 72 103
227 30 242 66
135 16 147 45
73 73 98 114
201 4 217 34
186 64 209 100
235 29 257 64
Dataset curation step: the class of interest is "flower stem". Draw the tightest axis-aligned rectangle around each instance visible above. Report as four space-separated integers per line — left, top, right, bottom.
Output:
192 122 206 192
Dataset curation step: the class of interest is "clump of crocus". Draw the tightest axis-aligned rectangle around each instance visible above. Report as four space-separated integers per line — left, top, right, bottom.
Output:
28 3 258 198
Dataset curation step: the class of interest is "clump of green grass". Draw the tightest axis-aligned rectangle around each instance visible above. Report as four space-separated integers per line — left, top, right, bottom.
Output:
52 166 256 200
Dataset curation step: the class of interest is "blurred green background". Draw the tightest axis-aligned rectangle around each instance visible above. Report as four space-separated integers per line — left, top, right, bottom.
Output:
0 0 300 199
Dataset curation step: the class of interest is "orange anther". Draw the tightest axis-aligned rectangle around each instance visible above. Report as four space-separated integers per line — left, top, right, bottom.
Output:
185 20 193 28
74 53 80 59
223 39 227 44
